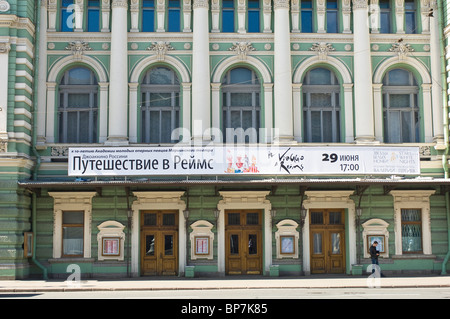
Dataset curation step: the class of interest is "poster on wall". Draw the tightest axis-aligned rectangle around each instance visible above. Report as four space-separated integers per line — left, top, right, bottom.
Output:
68 146 420 177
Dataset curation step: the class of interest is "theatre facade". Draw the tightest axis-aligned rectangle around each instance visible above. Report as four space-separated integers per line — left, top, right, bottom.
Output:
1 0 450 279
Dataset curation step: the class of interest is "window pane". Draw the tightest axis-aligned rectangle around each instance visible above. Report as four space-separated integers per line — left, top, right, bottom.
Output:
311 93 332 108
387 111 401 143
402 224 422 252
246 213 259 225
301 11 313 33
331 233 341 254
161 111 172 143
327 0 338 9
401 209 421 222
144 213 157 226
145 235 155 256
329 212 342 225
68 94 90 108
222 10 235 32
311 212 324 225
164 235 174 255
248 11 260 33
387 69 410 86
143 0 154 7
231 93 252 107
326 11 338 33
405 12 416 34
168 9 181 32
67 68 93 85
87 9 100 32
389 94 411 108
163 213 176 226
79 111 90 143
230 235 239 254
63 211 84 224
150 93 171 107
61 7 74 32
322 111 333 142
229 67 253 85
311 111 322 142
380 12 391 33
66 112 78 143
313 233 322 254
228 213 240 225
63 227 83 255
148 67 177 84
248 234 257 255
308 68 332 85
150 111 160 143
222 0 234 8
142 9 155 32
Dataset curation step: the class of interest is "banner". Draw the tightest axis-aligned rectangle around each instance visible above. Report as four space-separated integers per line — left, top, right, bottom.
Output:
68 146 420 177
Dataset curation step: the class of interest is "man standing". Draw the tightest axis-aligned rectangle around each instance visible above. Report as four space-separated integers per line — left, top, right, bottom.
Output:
369 241 385 277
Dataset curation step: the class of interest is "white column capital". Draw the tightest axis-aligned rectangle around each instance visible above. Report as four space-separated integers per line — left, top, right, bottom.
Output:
273 0 289 9
112 0 128 8
0 43 11 54
193 0 209 9
353 0 369 9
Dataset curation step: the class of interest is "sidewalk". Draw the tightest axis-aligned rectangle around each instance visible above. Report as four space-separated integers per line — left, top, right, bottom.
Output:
1 275 450 292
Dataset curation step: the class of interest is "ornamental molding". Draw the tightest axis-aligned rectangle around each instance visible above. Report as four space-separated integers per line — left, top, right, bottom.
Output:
147 41 174 61
0 140 7 153
228 42 256 60
309 42 335 60
389 40 414 60
0 42 11 54
193 0 208 9
51 146 69 157
0 0 10 12
65 40 93 60
273 0 289 9
111 0 128 8
352 0 368 9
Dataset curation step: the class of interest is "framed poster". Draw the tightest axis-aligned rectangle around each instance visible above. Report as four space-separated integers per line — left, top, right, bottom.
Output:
280 236 295 254
195 237 209 255
23 232 33 257
367 235 385 253
102 237 120 256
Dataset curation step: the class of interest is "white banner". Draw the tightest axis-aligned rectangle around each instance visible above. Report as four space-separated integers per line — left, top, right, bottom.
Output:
68 146 420 176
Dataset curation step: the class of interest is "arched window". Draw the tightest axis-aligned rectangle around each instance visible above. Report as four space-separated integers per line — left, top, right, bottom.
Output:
58 67 98 143
222 67 261 143
382 68 419 143
140 67 180 144
302 68 341 143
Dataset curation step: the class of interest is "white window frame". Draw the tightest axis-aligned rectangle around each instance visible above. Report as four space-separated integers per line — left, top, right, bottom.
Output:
390 190 434 256
49 192 96 259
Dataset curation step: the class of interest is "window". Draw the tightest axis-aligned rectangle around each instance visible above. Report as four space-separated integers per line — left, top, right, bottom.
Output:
87 0 100 32
140 67 180 144
405 0 416 34
248 0 260 33
58 67 98 143
379 0 391 33
222 0 235 32
142 0 155 32
222 68 261 143
301 0 313 33
401 209 422 253
326 0 338 33
62 211 84 257
61 0 74 32
302 68 341 143
382 69 419 143
168 0 181 32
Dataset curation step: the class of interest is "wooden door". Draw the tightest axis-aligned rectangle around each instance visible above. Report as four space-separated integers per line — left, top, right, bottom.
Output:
225 210 262 275
141 210 178 276
310 209 346 274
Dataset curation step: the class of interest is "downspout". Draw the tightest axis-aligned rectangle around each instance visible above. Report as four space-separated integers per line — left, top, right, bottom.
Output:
30 0 47 279
438 0 450 275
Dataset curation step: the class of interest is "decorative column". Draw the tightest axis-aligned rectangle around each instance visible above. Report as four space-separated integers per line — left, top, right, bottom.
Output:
211 0 220 32
342 0 352 33
262 0 272 32
273 0 294 142
45 82 57 143
98 82 109 143
183 0 192 32
291 0 300 32
372 83 383 141
0 41 10 145
316 0 326 33
130 0 139 32
101 0 111 32
429 0 444 147
48 0 57 31
237 0 246 33
353 0 376 143
74 0 84 32
420 0 430 34
36 0 48 146
343 83 355 142
106 0 129 145
156 0 165 32
395 0 405 34
191 0 211 142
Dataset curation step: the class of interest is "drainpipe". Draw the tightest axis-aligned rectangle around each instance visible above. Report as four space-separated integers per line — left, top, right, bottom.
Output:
438 0 450 275
30 0 47 279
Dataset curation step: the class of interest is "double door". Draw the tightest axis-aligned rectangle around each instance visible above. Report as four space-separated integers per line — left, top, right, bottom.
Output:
310 209 346 274
141 210 178 276
225 210 262 275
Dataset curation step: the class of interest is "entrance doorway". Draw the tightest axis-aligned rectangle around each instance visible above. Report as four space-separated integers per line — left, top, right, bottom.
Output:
310 209 346 274
225 210 262 275
140 210 178 276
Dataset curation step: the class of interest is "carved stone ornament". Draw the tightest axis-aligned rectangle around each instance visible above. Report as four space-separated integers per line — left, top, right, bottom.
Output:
389 41 414 60
65 40 93 60
147 41 174 61
0 43 11 54
0 0 10 12
51 146 69 157
309 42 335 60
0 140 7 153
352 0 369 9
229 42 256 60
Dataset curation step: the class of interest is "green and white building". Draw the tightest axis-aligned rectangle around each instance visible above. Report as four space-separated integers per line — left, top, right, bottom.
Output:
1 0 450 279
